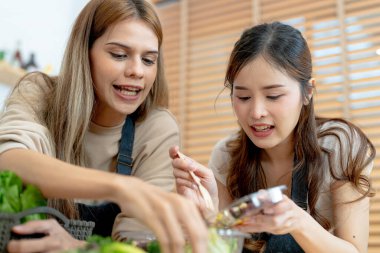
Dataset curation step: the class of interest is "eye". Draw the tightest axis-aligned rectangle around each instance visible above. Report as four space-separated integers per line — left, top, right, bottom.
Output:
142 57 156 66
237 96 250 101
110 52 127 60
267 95 282 100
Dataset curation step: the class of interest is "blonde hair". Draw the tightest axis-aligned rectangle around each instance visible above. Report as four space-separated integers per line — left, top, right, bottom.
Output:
15 0 167 218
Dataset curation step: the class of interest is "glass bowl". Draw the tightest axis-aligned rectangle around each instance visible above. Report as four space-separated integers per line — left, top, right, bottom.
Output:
119 228 249 253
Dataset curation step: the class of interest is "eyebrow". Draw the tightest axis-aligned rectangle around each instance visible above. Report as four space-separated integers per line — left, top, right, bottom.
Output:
106 42 159 55
234 84 285 90
262 84 285 90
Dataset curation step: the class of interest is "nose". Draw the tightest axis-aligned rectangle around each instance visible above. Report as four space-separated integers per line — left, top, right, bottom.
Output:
250 99 268 120
124 57 144 79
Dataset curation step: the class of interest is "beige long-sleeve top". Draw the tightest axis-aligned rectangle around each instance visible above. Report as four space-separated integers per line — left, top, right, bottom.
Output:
0 77 179 239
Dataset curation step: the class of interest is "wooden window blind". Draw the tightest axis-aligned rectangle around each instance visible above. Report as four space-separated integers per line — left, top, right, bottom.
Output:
156 0 380 251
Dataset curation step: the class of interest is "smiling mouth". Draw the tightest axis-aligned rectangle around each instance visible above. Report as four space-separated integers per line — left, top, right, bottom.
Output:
113 85 142 96
252 125 274 132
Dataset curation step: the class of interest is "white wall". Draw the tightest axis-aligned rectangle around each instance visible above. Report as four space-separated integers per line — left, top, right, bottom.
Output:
0 0 90 109
0 0 90 75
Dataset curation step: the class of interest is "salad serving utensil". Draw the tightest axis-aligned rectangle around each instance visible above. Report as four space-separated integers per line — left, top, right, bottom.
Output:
176 151 215 212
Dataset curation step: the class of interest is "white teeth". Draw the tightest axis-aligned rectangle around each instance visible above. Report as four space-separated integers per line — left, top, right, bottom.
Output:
122 87 139 91
254 126 271 131
114 85 141 96
120 89 137 96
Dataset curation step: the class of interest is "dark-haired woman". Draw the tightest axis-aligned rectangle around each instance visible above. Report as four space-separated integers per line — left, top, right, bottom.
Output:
171 22 375 253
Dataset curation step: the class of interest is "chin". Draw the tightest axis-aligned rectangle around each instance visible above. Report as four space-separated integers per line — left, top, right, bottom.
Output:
249 137 276 149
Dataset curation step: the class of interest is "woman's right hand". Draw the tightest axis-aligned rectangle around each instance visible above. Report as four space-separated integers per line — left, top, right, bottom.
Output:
115 176 208 253
169 146 218 213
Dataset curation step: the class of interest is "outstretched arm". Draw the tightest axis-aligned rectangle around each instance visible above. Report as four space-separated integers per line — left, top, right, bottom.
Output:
0 148 208 253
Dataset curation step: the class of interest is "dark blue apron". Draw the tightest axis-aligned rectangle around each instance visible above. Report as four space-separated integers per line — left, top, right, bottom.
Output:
77 116 135 236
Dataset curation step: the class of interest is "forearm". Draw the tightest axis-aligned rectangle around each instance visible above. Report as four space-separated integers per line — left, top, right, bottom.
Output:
0 148 135 205
293 213 362 253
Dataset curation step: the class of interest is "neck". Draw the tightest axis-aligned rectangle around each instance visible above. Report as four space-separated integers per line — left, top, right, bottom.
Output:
92 105 126 127
261 138 294 165
260 136 295 189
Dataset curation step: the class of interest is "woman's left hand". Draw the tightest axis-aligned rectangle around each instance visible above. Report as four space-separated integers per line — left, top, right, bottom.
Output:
235 195 304 235
7 219 85 253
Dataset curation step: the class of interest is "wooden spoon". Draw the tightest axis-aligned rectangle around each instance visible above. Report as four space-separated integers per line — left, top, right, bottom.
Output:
177 151 215 212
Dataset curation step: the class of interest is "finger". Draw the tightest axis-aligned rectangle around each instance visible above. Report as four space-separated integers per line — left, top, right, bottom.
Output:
7 236 60 253
173 153 212 180
133 199 172 253
159 200 186 253
260 209 294 232
180 186 205 209
235 216 266 233
173 167 194 181
169 146 180 159
172 157 194 171
176 198 208 253
269 215 296 235
263 199 291 215
12 219 58 235
188 162 213 179
234 223 264 233
176 177 198 190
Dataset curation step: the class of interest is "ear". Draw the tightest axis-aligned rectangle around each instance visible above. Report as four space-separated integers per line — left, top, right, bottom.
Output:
303 78 314 105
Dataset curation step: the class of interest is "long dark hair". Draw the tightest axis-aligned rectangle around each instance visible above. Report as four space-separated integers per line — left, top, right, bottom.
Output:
224 22 375 251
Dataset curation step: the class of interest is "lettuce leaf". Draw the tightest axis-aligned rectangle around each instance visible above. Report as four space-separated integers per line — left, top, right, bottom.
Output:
0 170 47 221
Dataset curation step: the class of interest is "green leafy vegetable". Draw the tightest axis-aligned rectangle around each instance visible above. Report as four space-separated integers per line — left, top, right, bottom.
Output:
0 170 47 221
66 235 148 253
102 242 146 253
146 241 160 253
87 235 114 247
0 170 23 212
20 184 47 221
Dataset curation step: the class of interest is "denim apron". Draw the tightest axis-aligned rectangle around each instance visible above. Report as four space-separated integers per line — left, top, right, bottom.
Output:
243 166 308 253
77 116 135 236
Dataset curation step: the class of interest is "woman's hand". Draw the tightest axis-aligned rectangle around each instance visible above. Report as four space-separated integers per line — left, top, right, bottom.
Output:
115 176 208 253
7 219 85 253
235 195 305 235
169 146 218 213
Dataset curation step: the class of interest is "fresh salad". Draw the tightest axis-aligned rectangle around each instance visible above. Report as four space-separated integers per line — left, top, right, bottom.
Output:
66 228 239 253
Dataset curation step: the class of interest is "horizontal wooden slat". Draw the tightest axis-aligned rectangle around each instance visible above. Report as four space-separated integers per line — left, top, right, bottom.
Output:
261 1 335 20
189 18 251 39
345 4 380 17
345 0 379 12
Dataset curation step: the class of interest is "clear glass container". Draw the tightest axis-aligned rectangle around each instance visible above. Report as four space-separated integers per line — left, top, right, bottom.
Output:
120 228 250 253
214 185 287 228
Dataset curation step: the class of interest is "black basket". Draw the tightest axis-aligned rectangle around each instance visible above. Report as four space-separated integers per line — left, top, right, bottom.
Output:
0 206 95 252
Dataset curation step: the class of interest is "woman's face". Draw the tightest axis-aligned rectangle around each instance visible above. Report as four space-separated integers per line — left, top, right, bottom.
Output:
90 19 158 126
232 56 306 151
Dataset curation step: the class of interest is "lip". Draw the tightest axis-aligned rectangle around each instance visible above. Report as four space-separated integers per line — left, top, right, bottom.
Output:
113 84 143 101
250 124 274 138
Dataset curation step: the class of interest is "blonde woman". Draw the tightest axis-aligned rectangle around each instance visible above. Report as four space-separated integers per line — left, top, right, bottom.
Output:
0 0 207 252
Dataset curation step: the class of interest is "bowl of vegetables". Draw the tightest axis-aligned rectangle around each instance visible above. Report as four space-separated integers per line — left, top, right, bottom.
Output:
119 227 249 253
